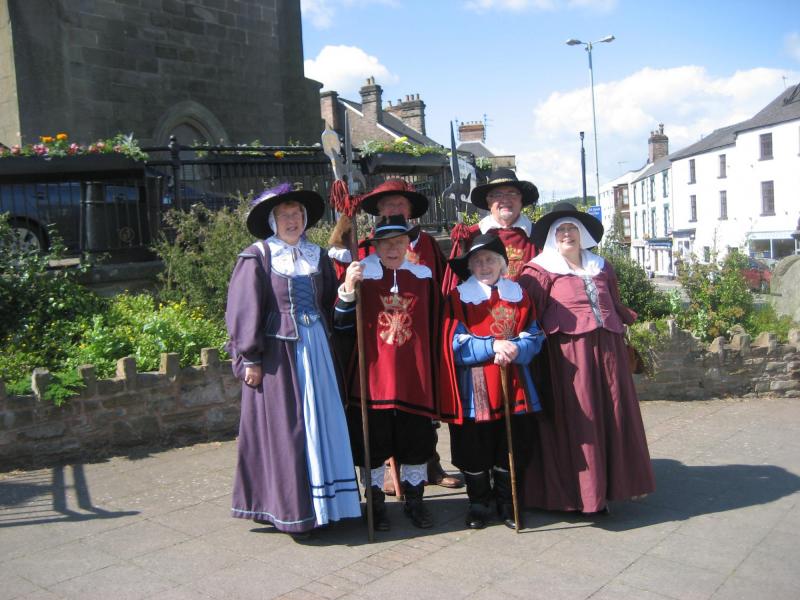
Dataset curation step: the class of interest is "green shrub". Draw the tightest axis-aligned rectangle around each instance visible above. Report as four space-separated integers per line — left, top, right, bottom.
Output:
71 294 228 378
675 250 754 341
746 303 797 343
154 199 254 321
598 246 671 320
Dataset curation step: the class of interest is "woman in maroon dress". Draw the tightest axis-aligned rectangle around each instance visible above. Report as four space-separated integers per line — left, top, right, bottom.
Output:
518 202 655 514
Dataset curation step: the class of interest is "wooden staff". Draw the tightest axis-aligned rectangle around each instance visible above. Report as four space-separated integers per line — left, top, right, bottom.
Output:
500 365 521 533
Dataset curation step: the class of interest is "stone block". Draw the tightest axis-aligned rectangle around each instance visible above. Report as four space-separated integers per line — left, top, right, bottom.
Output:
116 357 138 388
19 422 66 440
765 362 785 373
784 390 800 397
201 348 220 370
753 331 776 347
160 353 180 378
770 380 800 392
31 368 51 399
708 337 726 355
136 372 163 389
146 394 178 413
207 406 240 431
754 382 771 393
96 378 125 395
788 329 800 346
78 364 98 397
182 382 224 408
2 409 33 430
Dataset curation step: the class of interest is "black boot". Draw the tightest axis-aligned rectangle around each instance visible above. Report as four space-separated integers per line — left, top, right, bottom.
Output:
403 482 433 529
463 471 492 529
493 468 521 530
367 486 390 531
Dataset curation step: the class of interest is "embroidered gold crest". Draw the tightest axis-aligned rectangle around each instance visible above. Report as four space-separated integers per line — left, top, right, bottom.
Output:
377 293 415 346
405 249 420 264
489 304 517 340
505 245 524 278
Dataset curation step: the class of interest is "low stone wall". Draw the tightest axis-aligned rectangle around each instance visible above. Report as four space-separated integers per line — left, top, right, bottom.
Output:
1 325 798 470
635 322 800 401
0 349 241 469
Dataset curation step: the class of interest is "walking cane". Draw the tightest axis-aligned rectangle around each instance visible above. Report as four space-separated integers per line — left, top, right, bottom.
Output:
500 365 521 533
323 120 374 542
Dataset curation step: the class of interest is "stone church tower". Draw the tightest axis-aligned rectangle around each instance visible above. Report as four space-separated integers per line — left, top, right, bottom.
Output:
0 0 322 147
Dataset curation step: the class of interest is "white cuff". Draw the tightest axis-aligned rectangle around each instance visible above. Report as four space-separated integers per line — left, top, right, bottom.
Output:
338 283 356 303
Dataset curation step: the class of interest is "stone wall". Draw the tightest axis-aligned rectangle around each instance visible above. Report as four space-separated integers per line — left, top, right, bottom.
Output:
0 349 241 469
634 321 800 401
2 325 798 470
1 0 322 147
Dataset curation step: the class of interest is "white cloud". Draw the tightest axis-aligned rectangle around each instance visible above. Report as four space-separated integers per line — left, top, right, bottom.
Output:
786 32 800 62
515 66 800 198
464 0 616 12
301 0 399 29
304 45 399 94
301 0 335 29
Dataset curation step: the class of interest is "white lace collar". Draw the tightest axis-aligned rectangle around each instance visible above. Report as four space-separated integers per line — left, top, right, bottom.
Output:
265 236 321 276
361 253 432 280
478 213 532 236
457 275 523 305
531 247 605 276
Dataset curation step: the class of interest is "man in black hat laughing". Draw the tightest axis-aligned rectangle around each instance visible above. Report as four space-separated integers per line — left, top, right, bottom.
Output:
442 168 540 292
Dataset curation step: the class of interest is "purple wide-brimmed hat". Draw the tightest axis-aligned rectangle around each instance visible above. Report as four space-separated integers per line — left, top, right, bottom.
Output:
245 182 325 239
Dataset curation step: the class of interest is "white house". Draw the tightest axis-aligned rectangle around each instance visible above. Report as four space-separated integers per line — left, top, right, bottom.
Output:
670 84 800 264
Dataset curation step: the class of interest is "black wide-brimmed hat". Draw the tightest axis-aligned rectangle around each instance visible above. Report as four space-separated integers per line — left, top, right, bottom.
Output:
531 201 604 249
245 182 325 239
470 168 539 210
359 214 420 248
360 179 429 219
448 234 508 281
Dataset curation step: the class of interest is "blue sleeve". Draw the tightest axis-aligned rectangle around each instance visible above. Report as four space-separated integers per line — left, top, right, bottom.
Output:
452 322 495 366
511 320 546 365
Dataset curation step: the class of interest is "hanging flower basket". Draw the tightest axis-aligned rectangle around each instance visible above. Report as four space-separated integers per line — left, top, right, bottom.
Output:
362 152 448 175
0 154 145 178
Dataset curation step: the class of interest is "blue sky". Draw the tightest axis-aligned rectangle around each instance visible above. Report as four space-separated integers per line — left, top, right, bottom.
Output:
301 0 800 199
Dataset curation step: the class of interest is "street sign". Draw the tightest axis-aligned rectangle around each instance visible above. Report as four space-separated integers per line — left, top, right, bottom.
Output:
587 205 602 221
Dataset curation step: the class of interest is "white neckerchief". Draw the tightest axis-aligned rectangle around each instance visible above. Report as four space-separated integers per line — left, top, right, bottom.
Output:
327 231 421 264
360 253 432 280
266 235 321 276
478 213 532 236
532 247 604 276
457 275 523 305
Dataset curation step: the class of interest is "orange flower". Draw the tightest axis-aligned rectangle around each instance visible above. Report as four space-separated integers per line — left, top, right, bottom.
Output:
56 133 68 141
40 136 54 143
274 150 286 159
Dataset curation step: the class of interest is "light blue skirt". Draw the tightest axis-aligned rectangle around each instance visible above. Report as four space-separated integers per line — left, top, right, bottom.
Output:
296 320 362 525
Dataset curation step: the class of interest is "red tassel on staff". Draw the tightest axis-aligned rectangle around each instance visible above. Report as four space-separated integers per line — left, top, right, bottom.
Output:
330 179 362 218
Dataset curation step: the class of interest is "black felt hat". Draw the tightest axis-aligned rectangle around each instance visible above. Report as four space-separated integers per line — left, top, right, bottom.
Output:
530 201 604 249
448 234 508 281
359 214 420 248
470 168 539 210
245 182 325 239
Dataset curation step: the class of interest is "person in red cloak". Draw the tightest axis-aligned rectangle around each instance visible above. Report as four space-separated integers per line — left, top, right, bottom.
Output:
442 168 540 293
328 179 461 492
334 215 442 531
439 234 545 529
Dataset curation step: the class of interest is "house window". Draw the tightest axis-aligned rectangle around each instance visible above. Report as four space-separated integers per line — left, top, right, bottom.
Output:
761 181 775 215
621 187 629 208
703 246 711 262
662 171 669 196
633 186 637 206
760 133 773 160
633 213 638 238
719 191 727 220
690 195 697 222
719 154 727 178
663 204 670 236
623 216 631 237
689 159 696 184
649 176 655 200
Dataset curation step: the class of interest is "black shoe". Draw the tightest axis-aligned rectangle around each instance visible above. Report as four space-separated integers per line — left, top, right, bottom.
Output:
465 503 490 529
493 469 522 530
290 530 312 541
366 486 391 531
403 482 433 529
253 518 271 527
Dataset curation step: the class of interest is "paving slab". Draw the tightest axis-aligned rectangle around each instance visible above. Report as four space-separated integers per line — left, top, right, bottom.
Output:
1 397 799 600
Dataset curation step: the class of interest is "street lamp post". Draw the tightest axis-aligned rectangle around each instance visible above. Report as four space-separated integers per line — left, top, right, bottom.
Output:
566 35 615 202
579 131 587 205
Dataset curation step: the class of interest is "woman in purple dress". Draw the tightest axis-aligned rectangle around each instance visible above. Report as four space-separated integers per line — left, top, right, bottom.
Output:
225 183 361 538
518 202 655 514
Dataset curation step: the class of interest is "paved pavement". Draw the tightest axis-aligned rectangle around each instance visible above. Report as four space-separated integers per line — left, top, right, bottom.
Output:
2 397 799 600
